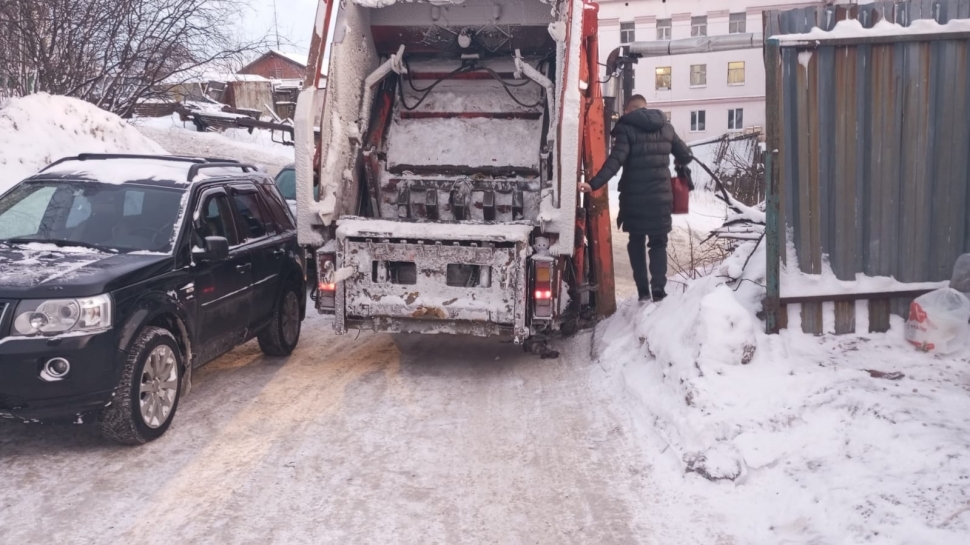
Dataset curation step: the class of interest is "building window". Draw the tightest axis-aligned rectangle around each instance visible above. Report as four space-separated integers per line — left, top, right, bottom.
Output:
620 22 635 44
691 110 706 132
690 64 706 87
728 108 744 130
274 67 283 79
729 13 747 34
657 19 671 40
691 16 707 37
728 61 745 85
655 66 671 90
663 111 672 122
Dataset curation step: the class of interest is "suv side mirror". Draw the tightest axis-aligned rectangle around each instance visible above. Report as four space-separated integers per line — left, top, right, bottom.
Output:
194 236 230 262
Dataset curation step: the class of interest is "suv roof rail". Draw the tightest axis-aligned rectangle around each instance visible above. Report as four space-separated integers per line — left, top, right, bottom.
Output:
186 162 258 182
39 154 241 173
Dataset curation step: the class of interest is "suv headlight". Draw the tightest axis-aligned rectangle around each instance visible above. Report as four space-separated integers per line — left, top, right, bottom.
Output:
12 294 113 336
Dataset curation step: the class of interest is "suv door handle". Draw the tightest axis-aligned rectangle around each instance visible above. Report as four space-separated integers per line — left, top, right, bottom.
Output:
236 263 252 274
271 249 285 257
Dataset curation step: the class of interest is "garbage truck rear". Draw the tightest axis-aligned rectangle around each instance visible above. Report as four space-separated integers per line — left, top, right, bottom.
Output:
294 0 616 343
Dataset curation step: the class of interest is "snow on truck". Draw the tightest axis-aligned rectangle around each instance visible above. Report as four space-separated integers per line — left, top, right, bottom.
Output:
294 0 616 346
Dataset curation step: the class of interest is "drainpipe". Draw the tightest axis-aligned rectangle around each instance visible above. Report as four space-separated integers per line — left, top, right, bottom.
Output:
626 33 764 57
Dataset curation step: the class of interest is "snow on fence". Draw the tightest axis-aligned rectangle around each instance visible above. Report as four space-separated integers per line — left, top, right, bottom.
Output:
763 1 970 335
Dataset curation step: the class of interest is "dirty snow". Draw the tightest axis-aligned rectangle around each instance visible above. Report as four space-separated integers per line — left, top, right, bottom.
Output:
596 238 970 544
0 94 167 193
0 314 693 545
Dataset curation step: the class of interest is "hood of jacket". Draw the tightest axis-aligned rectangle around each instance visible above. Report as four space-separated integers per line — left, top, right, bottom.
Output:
614 108 667 134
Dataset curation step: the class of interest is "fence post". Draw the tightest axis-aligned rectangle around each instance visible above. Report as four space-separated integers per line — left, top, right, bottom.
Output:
765 38 783 334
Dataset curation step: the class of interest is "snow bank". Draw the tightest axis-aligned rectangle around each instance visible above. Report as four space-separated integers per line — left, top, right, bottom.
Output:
597 241 970 543
0 94 167 193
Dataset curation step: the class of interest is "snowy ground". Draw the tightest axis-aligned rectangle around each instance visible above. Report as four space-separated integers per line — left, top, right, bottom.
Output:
130 114 294 176
0 313 703 545
3 94 969 544
597 240 970 544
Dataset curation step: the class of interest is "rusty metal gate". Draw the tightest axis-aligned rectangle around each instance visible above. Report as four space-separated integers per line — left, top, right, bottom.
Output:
763 1 970 334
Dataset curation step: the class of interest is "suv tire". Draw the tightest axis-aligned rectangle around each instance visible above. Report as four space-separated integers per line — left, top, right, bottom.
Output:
99 327 183 445
258 284 302 356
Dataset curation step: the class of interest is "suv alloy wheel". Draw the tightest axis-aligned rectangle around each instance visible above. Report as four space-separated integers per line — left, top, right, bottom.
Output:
99 327 183 444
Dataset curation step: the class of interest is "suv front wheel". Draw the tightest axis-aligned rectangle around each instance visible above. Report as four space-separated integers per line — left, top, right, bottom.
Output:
99 327 183 445
258 285 302 356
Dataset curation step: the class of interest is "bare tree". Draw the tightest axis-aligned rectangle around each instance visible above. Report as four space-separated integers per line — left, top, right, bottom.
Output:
0 0 266 116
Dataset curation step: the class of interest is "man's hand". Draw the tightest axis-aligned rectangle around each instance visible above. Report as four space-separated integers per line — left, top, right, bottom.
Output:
578 182 593 193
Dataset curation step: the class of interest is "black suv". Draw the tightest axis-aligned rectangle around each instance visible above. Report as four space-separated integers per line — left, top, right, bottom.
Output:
0 154 305 444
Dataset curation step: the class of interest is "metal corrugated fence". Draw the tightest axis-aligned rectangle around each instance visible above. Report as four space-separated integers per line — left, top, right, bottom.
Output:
763 1 970 334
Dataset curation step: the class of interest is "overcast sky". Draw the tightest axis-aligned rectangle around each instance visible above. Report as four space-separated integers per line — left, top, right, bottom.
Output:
245 0 320 54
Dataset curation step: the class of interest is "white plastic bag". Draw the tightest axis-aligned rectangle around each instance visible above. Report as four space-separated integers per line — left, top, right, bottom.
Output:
904 287 970 354
952 254 970 297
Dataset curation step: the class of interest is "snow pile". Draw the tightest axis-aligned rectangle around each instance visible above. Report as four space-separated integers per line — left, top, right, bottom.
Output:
131 113 293 175
781 259 949 299
597 241 970 543
0 93 167 192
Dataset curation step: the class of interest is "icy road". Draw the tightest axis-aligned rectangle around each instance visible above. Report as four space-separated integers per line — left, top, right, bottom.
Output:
0 310 674 545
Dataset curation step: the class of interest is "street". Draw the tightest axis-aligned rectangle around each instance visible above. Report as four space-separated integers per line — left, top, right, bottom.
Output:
0 310 669 545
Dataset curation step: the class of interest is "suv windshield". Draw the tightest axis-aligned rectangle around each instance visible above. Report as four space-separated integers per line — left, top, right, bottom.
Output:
0 181 186 253
274 168 296 201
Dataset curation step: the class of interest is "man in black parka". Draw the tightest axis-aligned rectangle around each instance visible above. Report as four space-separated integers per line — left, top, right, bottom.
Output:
580 95 692 302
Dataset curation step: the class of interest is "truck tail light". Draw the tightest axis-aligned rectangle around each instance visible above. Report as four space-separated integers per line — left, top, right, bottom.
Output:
317 252 337 311
533 260 554 319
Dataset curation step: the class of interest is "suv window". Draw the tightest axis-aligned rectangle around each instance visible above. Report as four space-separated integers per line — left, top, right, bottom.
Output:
230 189 273 242
197 194 238 246
259 183 295 232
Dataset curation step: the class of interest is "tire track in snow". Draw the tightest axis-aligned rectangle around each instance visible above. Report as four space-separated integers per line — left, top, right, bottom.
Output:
119 334 410 544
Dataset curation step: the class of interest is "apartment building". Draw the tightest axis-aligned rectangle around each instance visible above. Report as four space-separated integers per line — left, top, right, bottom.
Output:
598 0 825 141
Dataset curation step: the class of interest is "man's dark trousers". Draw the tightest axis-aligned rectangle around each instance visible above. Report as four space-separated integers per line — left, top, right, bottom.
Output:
627 232 668 299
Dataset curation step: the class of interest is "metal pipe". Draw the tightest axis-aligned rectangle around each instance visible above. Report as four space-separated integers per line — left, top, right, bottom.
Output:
513 49 555 116
627 33 764 57
764 37 782 334
359 44 406 130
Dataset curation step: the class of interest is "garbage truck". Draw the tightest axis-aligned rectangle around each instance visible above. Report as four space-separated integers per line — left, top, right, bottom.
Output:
293 0 616 346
